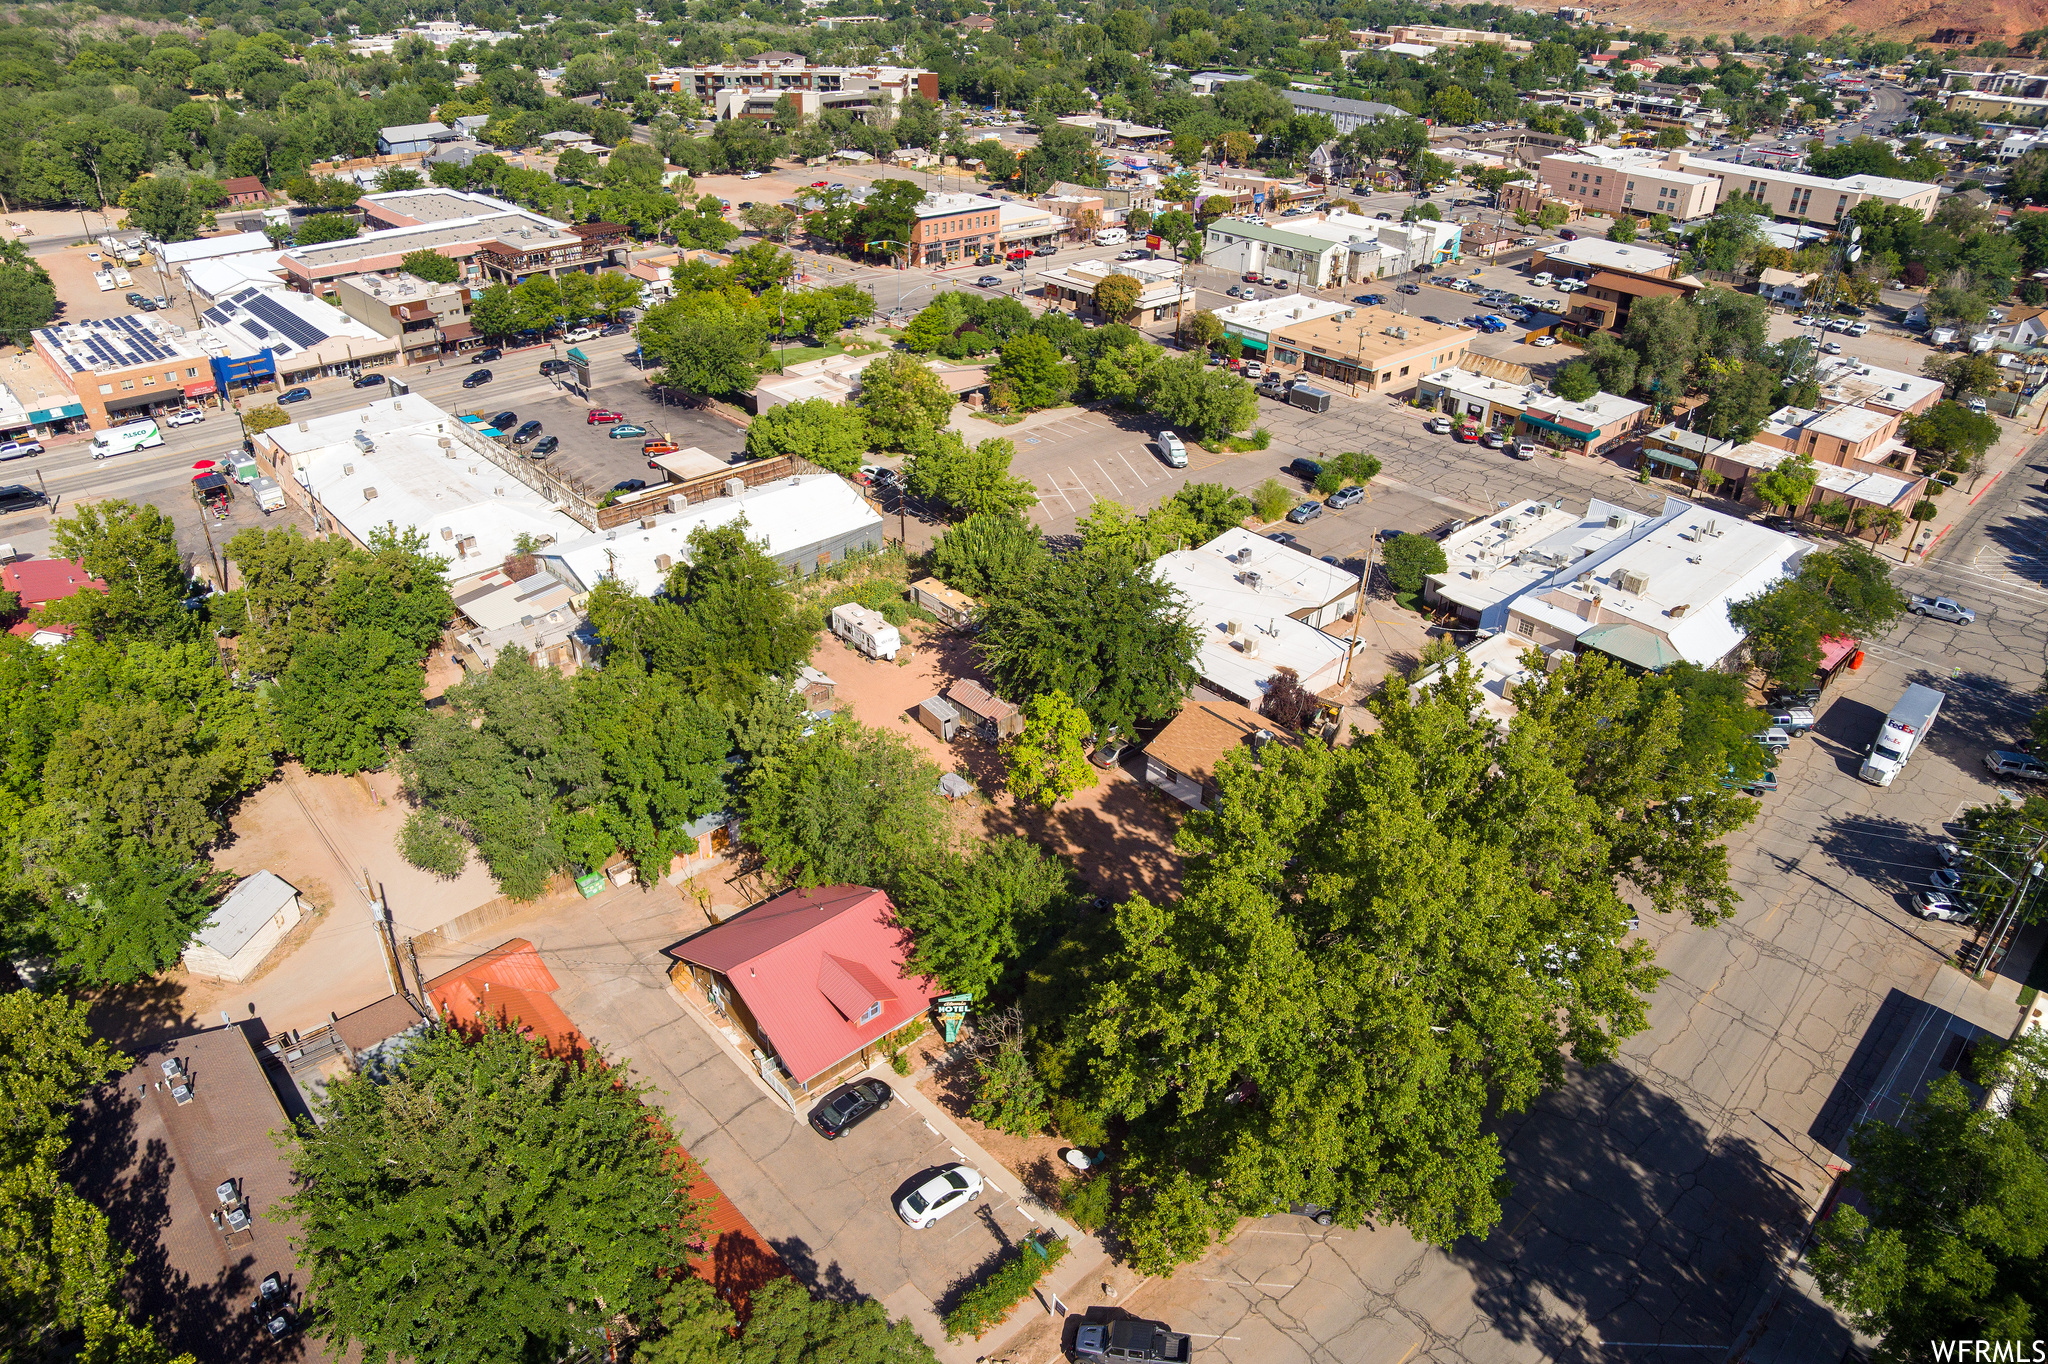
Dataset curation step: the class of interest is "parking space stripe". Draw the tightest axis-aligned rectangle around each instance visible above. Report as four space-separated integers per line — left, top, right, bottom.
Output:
922 1120 939 1135
949 1146 964 1158
1118 451 1153 487
1093 458 1124 497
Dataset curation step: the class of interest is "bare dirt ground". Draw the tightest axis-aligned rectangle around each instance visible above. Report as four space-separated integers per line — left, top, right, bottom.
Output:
814 626 1188 904
1580 0 2045 41
915 1050 1084 1213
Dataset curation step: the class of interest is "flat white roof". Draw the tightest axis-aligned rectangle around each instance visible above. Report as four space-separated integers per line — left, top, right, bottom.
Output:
272 395 583 571
1422 365 1539 408
157 231 275 265
1806 404 1894 444
915 191 1004 220
195 871 298 959
1431 495 1811 667
1212 295 1354 336
1153 530 1358 701
1717 441 1915 508
543 474 881 594
1538 238 1680 274
1813 357 1942 411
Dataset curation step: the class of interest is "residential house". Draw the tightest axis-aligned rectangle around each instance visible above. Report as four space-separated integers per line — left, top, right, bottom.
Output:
1144 692 1298 809
1756 268 1819 307
660 885 941 1091
219 176 271 206
376 121 459 156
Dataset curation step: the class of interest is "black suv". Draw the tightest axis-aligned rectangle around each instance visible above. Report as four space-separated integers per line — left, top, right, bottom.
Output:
474 347 503 362
808 1078 892 1138
489 410 517 430
540 358 574 376
462 369 492 388
0 484 45 513
513 419 544 444
1288 458 1322 483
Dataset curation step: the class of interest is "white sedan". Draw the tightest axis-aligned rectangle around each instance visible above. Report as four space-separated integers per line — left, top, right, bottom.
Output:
897 1164 984 1229
1531 335 1558 347
740 170 764 180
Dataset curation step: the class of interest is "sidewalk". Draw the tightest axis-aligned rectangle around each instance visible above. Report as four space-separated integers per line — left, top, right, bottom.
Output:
878 1071 1116 1364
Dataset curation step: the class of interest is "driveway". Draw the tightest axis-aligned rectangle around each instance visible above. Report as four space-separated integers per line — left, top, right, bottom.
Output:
409 885 1068 1358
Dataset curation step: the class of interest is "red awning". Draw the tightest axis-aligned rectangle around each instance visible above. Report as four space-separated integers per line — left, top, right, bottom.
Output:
1818 635 1858 671
183 381 217 398
439 320 476 341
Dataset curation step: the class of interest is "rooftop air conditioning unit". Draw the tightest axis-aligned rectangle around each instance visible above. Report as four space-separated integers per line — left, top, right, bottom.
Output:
668 495 687 514
1240 637 1259 657
342 462 355 476
639 516 657 528
439 437 452 449
441 527 453 540
1225 619 1241 636
656 554 672 571
298 421 310 432
1575 571 1595 588
1606 513 1625 528
363 487 378 500
1614 568 1650 594
724 478 745 498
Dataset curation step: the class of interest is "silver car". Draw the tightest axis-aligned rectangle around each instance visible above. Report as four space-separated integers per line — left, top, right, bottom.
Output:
1911 890 1974 923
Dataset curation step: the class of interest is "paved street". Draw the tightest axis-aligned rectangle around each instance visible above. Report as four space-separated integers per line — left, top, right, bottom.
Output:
1111 429 2048 1363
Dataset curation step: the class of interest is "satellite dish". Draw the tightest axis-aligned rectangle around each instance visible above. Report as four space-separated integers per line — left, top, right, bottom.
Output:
1848 224 1862 243
1847 245 1862 261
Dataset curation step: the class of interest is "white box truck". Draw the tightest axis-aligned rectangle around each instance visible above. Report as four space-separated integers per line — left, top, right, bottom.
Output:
1859 682 1944 786
90 419 165 460
830 603 901 661
1094 227 1128 245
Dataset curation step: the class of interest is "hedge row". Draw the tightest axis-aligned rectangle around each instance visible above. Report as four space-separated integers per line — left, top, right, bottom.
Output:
940 1231 1071 1341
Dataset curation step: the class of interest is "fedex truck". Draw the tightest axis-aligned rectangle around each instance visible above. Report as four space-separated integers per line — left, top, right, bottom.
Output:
1859 683 1944 786
90 419 165 460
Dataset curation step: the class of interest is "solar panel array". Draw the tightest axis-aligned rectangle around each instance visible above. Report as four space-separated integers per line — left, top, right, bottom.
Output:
245 294 329 351
52 317 188 373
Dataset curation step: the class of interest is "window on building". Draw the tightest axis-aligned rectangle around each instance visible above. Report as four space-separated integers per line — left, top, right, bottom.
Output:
187 367 199 378
142 376 155 386
120 380 133 390
1399 365 1409 377
1518 618 1537 638
858 1000 882 1024
98 384 112 395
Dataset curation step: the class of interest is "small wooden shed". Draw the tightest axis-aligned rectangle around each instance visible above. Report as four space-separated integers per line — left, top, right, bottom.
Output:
909 577 979 626
947 680 1023 740
914 695 961 742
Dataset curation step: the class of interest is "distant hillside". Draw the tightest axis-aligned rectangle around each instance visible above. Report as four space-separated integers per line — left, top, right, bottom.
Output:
1576 0 2048 44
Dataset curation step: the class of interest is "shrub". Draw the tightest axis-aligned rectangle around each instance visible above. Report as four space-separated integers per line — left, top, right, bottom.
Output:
1382 532 1449 595
1050 1095 1109 1148
1061 1174 1112 1231
400 810 469 879
941 1233 1070 1340
1252 478 1294 523
890 1050 913 1076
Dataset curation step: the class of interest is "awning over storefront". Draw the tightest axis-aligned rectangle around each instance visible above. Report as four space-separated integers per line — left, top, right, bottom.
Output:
27 402 84 423
1520 413 1596 439
1227 335 1269 351
182 381 217 398
1643 447 1698 471
439 320 476 341
1578 621 1684 672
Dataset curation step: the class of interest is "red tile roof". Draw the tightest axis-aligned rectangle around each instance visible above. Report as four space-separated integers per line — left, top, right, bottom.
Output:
2 558 106 609
220 175 266 195
663 886 938 1085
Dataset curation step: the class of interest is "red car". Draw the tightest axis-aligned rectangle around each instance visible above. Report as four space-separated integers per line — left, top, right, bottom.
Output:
1242 271 1260 282
587 409 623 425
1453 425 1480 443
810 180 829 188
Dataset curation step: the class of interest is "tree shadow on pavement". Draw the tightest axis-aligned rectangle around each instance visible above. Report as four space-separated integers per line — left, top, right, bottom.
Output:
1978 461 2048 590
767 1235 865 1305
1454 1062 1832 1363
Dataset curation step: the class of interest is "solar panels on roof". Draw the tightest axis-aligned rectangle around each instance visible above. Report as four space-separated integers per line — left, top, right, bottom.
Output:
232 288 260 303
244 321 269 339
244 293 328 350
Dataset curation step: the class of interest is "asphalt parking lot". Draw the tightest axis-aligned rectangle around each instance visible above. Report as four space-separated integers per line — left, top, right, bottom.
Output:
446 366 747 495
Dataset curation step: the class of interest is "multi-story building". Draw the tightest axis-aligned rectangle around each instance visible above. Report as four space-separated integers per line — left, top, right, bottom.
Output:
907 191 1004 265
329 272 476 363
1530 147 1722 221
1036 258 1194 322
1268 307 1470 393
1203 211 1460 288
279 194 626 292
33 315 221 430
645 55 936 122
1209 295 1357 361
1280 91 1411 135
1351 24 1534 51
1946 90 2048 119
1662 151 1941 223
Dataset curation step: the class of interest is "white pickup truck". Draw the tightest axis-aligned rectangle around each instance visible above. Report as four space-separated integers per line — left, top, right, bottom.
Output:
1909 595 1976 624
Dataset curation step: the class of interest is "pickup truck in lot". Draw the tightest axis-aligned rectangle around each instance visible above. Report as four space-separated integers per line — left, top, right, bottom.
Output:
1073 1318 1193 1362
1910 596 1976 624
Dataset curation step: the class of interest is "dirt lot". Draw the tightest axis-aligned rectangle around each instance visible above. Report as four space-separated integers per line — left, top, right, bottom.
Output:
814 627 1187 905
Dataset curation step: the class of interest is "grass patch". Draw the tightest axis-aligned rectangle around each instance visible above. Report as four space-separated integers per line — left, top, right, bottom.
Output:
768 339 845 366
1220 427 1273 453
968 407 1027 425
1394 590 1423 614
790 544 936 632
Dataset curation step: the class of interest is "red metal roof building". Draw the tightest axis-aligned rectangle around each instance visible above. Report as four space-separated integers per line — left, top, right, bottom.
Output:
3 557 106 610
661 885 939 1090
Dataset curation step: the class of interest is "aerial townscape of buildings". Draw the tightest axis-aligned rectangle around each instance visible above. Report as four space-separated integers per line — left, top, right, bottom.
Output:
4 5 2048 1364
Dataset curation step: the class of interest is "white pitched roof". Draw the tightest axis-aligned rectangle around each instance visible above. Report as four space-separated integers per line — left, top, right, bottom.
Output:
194 871 298 958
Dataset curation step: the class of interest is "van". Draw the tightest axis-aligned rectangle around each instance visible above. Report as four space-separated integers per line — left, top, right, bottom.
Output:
1094 227 1128 245
1532 272 1553 287
90 419 164 460
1288 384 1332 413
1558 228 1579 241
1156 430 1188 468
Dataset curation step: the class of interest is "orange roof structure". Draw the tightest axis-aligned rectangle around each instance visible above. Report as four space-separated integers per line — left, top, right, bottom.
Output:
424 939 786 1316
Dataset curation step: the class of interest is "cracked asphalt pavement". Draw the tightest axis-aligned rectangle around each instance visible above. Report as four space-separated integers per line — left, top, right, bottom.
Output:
1116 417 2048 1363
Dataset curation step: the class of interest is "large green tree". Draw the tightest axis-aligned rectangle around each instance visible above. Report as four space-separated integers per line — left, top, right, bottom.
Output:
926 512 1046 598
975 550 1198 740
742 397 869 474
901 432 1038 519
44 502 194 645
284 1022 700 1364
856 353 955 450
1144 353 1257 443
1049 651 1747 1271
1731 541 1908 688
741 714 951 890
1811 1031 2048 1357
